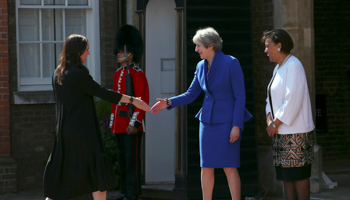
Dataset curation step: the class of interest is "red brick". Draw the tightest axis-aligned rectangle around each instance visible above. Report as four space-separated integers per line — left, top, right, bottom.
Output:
0 87 8 92
0 148 10 156
0 137 9 143
2 142 10 149
3 118 9 124
1 20 7 27
0 112 9 118
1 70 8 76
0 8 8 15
1 46 8 51
0 2 7 8
0 38 9 45
1 58 8 64
0 33 7 39
0 52 8 57
0 76 8 81
0 101 9 106
2 81 8 87
0 15 7 20
1 130 9 136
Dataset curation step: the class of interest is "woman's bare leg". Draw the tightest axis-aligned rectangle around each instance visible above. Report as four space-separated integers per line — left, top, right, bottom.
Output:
92 190 107 200
223 167 241 200
201 167 215 200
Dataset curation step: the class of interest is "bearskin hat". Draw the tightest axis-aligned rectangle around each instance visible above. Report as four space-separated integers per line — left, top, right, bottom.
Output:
114 24 143 63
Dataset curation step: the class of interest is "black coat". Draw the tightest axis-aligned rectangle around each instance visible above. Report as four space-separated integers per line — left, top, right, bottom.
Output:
44 64 122 200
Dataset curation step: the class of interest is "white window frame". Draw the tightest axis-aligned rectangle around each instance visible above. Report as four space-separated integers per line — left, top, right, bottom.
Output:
16 0 101 91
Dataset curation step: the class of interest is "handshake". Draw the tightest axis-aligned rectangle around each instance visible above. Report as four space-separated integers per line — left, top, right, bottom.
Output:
123 95 170 114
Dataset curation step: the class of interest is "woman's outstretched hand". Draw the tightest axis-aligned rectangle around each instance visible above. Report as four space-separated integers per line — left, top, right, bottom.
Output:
133 97 151 112
151 98 168 114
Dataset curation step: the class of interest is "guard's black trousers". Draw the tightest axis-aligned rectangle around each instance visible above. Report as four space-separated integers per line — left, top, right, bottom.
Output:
114 131 143 197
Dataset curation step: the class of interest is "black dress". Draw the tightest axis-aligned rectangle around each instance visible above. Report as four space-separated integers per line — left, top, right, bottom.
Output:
44 64 122 200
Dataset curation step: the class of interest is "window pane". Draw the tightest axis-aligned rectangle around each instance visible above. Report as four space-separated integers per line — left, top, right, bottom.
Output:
44 0 65 5
42 9 54 41
68 0 88 6
20 0 41 5
56 44 63 66
19 9 39 41
43 43 62 77
65 9 86 37
55 10 64 41
42 9 63 41
19 44 40 78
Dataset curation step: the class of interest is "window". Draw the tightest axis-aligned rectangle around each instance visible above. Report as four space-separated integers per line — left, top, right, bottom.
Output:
16 0 100 91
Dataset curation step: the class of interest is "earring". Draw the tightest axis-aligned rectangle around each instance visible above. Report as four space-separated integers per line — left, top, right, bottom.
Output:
277 48 280 51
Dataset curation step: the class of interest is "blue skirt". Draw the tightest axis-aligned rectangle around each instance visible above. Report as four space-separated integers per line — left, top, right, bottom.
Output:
199 122 241 168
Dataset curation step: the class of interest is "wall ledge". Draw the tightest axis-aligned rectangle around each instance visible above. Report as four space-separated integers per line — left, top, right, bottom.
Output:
13 91 55 105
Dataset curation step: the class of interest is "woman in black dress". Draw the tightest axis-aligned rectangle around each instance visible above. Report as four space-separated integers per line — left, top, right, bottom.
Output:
43 34 150 200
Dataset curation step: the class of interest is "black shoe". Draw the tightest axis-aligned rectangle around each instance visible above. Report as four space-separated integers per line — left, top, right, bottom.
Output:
107 193 125 200
123 196 138 200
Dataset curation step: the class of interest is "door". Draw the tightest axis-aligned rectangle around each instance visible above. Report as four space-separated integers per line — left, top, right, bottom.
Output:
145 0 176 184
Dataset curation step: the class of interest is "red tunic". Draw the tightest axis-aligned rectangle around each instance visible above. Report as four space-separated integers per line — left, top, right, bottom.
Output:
110 65 149 133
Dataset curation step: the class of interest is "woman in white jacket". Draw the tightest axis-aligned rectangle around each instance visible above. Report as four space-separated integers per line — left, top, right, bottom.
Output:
262 29 315 200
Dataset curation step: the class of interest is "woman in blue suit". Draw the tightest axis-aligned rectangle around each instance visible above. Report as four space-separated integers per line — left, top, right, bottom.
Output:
151 27 252 200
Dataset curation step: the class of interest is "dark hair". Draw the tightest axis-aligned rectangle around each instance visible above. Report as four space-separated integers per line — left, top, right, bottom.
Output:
261 29 294 53
56 34 89 84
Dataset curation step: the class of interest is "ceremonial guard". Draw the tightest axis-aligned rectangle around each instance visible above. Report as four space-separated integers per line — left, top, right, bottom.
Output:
108 25 149 200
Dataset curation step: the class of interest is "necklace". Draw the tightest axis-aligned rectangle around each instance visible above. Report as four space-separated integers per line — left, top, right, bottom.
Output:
208 63 211 70
278 54 291 69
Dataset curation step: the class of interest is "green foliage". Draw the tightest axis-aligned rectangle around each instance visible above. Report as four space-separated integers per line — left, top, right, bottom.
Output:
94 97 112 122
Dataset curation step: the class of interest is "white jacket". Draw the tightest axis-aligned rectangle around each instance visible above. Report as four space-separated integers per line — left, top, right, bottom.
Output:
266 55 315 134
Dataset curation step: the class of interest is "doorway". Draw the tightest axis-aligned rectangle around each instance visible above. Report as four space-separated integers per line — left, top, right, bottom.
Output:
145 0 176 185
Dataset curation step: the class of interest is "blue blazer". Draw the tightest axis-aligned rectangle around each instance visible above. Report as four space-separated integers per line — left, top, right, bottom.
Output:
168 50 252 130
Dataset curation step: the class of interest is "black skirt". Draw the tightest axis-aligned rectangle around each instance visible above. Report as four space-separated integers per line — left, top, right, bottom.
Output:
275 165 312 182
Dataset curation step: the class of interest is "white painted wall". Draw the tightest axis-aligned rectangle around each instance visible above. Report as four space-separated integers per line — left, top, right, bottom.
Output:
145 0 176 184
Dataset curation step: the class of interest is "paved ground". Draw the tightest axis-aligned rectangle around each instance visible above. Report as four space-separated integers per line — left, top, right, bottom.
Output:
1 160 349 200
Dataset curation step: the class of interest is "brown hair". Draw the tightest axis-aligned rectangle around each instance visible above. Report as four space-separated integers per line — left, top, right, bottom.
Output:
56 34 89 85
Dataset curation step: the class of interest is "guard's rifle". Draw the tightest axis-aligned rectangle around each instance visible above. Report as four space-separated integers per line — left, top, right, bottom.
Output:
118 45 135 119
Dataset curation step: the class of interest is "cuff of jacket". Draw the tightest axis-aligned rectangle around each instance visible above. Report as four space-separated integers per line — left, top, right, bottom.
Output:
129 112 141 128
129 120 141 129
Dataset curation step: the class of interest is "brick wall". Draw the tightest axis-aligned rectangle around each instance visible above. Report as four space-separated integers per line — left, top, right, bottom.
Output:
10 104 55 190
7 0 56 190
314 0 350 159
251 0 275 145
0 158 16 193
99 0 119 89
0 0 17 193
0 0 9 158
